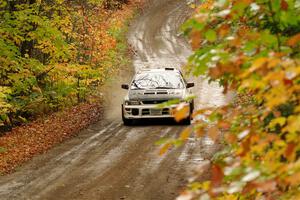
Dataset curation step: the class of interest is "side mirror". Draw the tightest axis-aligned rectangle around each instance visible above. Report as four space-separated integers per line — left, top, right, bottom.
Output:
186 82 195 88
121 84 129 90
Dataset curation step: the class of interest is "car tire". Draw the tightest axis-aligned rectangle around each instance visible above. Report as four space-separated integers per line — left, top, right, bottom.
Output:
180 116 191 125
122 105 133 126
190 100 194 114
123 118 133 126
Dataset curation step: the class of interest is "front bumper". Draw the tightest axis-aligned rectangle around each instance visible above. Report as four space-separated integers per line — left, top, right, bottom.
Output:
122 103 190 119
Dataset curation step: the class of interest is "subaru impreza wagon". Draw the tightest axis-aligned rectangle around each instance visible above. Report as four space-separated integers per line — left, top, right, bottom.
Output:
121 68 194 125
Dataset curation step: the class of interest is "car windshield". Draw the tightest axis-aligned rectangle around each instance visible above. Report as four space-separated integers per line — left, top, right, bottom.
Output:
131 71 184 90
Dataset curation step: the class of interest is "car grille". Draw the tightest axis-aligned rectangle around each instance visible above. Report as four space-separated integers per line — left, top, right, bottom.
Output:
144 92 155 95
143 90 168 95
142 100 169 104
141 108 170 116
150 109 162 115
157 91 168 94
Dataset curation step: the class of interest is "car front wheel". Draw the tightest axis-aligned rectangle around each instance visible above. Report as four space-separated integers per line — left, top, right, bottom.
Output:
180 116 191 125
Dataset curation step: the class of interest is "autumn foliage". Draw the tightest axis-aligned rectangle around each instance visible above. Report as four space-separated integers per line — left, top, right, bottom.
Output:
178 0 300 199
0 0 142 130
0 0 143 174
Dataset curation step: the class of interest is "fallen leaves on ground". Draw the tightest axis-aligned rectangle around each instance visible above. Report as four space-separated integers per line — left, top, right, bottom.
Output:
0 103 102 174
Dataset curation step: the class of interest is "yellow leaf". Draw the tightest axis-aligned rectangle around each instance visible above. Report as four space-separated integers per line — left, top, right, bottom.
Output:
198 0 214 10
240 58 268 78
190 3 196 8
268 117 286 129
159 143 171 156
285 66 300 80
265 85 289 109
180 127 192 141
283 116 300 133
295 105 300 113
240 78 266 90
267 58 281 69
264 71 285 83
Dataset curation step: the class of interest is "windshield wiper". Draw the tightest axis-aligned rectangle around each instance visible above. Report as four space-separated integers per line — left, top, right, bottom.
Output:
132 80 145 90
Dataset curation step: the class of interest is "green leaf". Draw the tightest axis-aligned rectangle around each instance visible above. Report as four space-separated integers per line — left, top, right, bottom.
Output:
155 138 169 145
205 29 217 42
0 147 7 153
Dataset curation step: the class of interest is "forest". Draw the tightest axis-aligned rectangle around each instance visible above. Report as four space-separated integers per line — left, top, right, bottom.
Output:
0 0 132 130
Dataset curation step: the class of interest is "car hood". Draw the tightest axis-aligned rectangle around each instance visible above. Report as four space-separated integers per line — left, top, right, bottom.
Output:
128 89 185 100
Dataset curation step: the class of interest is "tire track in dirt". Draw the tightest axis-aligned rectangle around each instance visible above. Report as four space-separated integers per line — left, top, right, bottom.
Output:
0 121 123 199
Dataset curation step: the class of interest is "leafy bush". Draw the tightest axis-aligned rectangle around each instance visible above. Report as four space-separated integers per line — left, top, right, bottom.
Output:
0 0 131 129
178 0 300 199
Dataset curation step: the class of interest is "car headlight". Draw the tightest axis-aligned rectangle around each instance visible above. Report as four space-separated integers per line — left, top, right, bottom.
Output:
124 100 141 105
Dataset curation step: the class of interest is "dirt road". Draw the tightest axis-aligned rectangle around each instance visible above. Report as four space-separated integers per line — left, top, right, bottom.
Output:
0 0 226 199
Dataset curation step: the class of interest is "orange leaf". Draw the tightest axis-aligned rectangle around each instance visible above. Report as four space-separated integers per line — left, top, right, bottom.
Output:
191 30 202 50
287 33 300 47
218 24 230 37
174 104 189 122
217 62 240 75
196 126 205 138
209 66 223 79
230 37 242 47
242 182 257 194
267 58 281 69
218 121 231 130
225 133 237 143
284 143 296 161
241 0 253 5
211 164 224 187
250 57 269 72
285 172 300 186
239 137 251 156
208 126 219 141
237 25 250 36
256 180 277 193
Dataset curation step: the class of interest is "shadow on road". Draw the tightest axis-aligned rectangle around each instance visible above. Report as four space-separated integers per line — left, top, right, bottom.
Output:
125 118 187 126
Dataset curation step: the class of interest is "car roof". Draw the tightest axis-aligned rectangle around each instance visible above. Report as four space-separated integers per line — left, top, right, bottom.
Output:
136 68 181 74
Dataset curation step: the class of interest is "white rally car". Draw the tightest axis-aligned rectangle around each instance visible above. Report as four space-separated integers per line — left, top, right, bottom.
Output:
121 68 194 125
